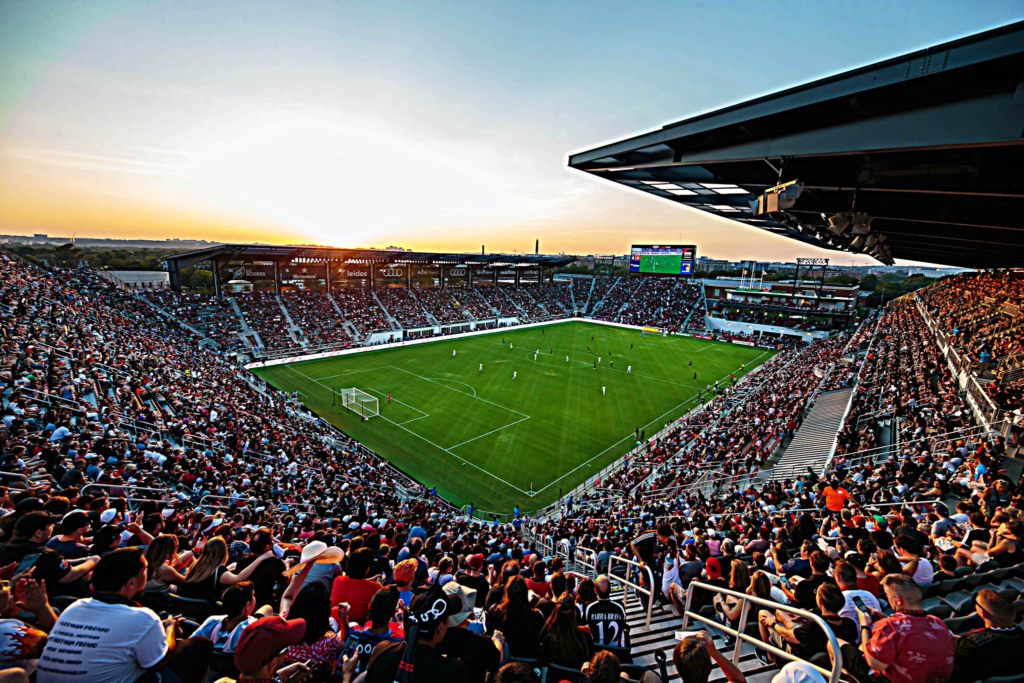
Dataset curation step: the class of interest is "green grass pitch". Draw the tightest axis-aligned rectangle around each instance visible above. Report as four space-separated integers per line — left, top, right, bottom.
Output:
251 321 774 515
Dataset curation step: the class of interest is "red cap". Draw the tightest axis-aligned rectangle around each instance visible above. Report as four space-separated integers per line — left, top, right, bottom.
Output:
467 554 485 570
233 616 306 673
705 557 722 580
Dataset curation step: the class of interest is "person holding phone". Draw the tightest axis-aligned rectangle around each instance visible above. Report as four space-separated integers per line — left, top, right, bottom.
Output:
0 513 98 598
830 573 953 683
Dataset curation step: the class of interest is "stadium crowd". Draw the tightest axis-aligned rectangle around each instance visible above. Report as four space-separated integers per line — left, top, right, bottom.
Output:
2 255 1022 683
282 292 352 348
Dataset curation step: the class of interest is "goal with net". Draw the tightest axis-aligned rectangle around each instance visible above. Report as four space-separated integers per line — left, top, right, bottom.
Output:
339 388 379 420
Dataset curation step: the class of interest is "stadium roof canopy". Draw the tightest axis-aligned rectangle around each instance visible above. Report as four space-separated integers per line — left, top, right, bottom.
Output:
165 244 577 272
568 21 1024 269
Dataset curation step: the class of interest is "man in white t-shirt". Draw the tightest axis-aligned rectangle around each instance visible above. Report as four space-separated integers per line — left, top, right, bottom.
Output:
37 548 213 683
834 561 880 638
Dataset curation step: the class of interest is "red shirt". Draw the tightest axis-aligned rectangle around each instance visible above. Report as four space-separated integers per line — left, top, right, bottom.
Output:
526 579 550 598
865 612 954 683
330 576 383 625
856 574 881 598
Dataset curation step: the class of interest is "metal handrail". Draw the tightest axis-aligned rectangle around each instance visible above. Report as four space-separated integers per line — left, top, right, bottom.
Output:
573 546 600 577
81 484 173 509
682 581 842 683
608 554 654 631
0 471 32 488
199 494 259 510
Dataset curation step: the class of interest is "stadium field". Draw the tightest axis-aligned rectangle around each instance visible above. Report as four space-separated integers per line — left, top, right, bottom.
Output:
252 321 774 514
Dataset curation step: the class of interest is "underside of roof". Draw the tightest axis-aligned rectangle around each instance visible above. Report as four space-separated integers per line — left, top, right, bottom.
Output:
569 21 1024 269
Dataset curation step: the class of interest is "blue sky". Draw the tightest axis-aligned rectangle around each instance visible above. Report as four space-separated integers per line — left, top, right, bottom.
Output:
0 0 1020 262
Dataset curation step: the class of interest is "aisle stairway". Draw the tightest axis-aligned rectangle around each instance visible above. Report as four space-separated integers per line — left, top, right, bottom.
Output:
770 387 854 479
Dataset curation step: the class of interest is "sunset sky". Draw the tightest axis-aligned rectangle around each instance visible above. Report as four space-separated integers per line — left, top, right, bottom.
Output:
1 1 1020 262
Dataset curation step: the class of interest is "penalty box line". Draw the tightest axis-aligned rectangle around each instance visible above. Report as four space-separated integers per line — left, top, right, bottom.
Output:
286 362 534 497
529 351 774 497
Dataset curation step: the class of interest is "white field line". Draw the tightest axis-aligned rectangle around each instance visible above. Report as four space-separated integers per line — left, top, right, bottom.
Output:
388 366 529 419
530 351 774 496
426 377 477 397
284 365 532 495
360 387 429 419
447 416 531 450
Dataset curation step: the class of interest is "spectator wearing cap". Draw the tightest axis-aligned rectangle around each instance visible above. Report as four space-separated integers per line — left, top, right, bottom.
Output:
44 511 91 560
437 581 504 683
830 573 953 683
951 588 1024 683
331 547 383 624
457 554 489 607
37 547 213 683
0 512 98 597
220 615 310 683
394 558 418 607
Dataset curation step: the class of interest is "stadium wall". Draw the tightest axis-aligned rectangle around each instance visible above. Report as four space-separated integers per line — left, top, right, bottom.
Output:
705 315 831 341
245 315 783 370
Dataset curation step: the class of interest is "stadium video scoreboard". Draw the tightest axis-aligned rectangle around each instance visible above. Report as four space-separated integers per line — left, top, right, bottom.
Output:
629 245 696 275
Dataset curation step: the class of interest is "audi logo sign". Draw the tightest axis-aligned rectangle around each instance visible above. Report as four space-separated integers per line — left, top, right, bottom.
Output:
380 268 404 278
449 268 467 277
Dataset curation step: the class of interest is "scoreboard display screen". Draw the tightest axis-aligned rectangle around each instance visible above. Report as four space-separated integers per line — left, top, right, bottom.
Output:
629 245 696 275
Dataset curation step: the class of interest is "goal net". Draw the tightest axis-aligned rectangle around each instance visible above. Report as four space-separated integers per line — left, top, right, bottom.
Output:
339 388 379 420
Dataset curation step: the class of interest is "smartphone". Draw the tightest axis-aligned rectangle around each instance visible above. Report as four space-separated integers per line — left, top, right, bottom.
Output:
852 596 867 612
15 554 39 576
340 633 360 661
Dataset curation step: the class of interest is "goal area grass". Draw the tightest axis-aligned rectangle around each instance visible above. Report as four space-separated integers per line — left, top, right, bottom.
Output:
251 321 774 515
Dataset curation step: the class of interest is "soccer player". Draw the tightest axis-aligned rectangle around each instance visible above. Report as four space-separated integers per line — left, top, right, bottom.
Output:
566 355 569 362
688 360 692 367
479 363 483 371
587 345 590 352
627 365 632 374
593 361 596 369
610 360 613 368
598 356 601 364
602 386 606 395
453 349 456 357
513 371 517 380
510 343 513 350
388 392 392 403
534 353 537 361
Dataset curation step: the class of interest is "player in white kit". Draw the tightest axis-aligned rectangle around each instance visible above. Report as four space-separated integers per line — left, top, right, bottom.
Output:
602 386 606 395
453 349 457 357
627 365 632 373
479 363 483 371
513 371 517 380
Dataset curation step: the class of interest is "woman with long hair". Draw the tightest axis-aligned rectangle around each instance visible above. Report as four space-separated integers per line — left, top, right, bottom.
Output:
717 561 751 625
178 537 274 603
575 577 597 614
486 575 545 659
283 583 344 670
538 594 592 669
143 535 190 595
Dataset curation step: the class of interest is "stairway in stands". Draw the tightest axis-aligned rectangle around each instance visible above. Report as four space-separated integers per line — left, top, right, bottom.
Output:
770 387 854 479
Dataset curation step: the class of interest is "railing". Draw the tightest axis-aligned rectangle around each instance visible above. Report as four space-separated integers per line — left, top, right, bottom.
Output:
0 471 32 488
608 554 654 631
199 494 259 511
81 484 173 509
573 546 600 577
682 581 842 683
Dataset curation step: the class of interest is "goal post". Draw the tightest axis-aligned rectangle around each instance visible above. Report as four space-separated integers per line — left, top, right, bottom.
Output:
339 388 379 420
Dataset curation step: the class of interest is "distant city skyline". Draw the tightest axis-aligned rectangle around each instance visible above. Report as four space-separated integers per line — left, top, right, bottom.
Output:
1 1 1020 265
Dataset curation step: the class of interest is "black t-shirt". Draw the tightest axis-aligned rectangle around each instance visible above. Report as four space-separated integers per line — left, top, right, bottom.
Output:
584 599 629 648
632 530 657 565
790 614 858 659
234 554 286 609
0 540 71 589
485 606 545 659
794 575 837 611
952 627 1024 683
437 626 500 683
456 574 490 608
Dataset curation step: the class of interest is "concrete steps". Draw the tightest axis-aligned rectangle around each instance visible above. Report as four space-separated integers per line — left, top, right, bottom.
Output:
771 388 854 479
